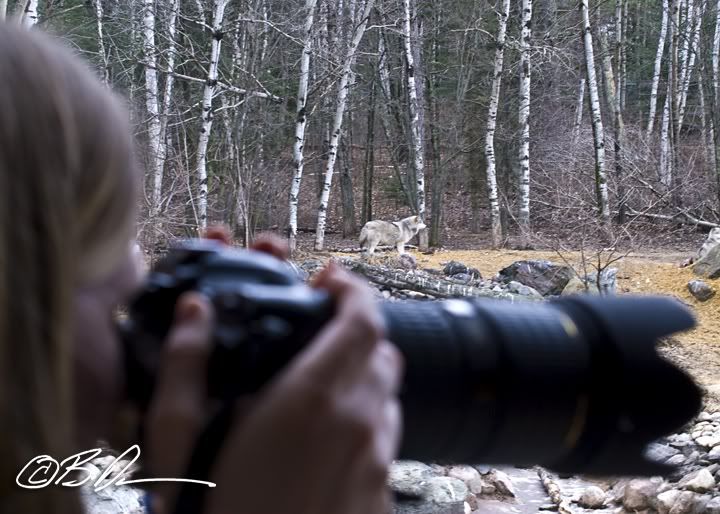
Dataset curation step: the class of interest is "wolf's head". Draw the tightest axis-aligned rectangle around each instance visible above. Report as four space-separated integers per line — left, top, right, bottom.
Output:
402 215 427 233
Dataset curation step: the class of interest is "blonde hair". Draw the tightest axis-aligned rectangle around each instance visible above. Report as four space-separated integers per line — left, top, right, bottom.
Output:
0 23 138 512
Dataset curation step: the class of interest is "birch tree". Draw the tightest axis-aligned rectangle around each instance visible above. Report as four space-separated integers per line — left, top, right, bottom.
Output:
572 79 586 145
580 0 611 229
646 0 669 137
143 0 163 216
403 0 428 250
93 0 110 84
484 0 511 248
0 0 7 20
22 0 39 26
518 0 533 237
195 0 230 230
712 0 720 199
288 0 318 252
314 0 375 250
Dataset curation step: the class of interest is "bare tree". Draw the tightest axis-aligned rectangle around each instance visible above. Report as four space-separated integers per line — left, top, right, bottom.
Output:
288 0 319 252
572 78 586 145
518 0 533 238
403 0 428 250
22 0 39 26
580 0 611 230
195 0 230 230
646 0 669 137
484 0 511 248
314 0 375 250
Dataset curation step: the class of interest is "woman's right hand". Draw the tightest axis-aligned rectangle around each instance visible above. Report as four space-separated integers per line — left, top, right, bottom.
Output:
144 251 404 514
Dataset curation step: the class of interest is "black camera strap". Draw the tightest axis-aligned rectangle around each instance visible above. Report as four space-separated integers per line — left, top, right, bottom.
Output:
171 401 236 514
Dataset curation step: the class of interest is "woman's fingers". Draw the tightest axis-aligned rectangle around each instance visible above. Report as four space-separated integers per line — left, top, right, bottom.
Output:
249 233 290 260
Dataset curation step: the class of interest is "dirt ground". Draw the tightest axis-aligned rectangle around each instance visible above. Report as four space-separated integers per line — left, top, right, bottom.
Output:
396 247 720 410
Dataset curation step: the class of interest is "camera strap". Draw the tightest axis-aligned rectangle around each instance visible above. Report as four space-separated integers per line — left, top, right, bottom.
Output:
171 401 236 514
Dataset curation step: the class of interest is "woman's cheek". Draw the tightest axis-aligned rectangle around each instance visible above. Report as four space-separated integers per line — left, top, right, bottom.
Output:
72 292 124 446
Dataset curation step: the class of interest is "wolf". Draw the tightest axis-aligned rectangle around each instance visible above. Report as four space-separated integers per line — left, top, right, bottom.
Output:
681 227 720 267
359 215 426 255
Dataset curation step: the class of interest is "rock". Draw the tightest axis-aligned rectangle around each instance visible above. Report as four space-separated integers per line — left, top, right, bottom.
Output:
389 461 436 496
297 259 324 278
446 465 482 491
399 253 417 269
679 468 716 493
562 276 600 295
498 260 574 296
705 497 720 513
668 491 701 514
506 280 543 298
443 261 481 280
623 479 660 510
657 489 682 514
709 446 720 462
695 434 720 448
688 280 716 301
699 412 714 422
667 454 687 467
647 443 681 463
424 477 469 504
448 273 473 284
578 485 606 508
693 244 720 279
484 470 516 499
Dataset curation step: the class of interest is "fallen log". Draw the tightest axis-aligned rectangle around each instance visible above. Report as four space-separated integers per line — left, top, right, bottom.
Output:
536 467 575 514
329 245 418 254
336 257 534 302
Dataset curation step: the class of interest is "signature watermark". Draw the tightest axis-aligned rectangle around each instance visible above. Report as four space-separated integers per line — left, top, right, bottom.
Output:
16 445 216 491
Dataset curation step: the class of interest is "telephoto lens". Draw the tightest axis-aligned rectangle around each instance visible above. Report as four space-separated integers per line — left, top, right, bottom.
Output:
120 240 702 477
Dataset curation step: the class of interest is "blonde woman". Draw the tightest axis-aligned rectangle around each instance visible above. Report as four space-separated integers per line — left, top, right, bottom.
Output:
0 23 402 514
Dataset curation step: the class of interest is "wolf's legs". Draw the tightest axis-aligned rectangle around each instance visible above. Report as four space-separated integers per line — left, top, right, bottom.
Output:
396 243 405 255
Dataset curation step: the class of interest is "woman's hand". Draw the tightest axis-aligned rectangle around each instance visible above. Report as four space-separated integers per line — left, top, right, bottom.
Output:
142 232 404 514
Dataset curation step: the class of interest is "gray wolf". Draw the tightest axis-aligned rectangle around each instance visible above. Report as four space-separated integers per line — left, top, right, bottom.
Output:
359 215 426 255
681 227 720 267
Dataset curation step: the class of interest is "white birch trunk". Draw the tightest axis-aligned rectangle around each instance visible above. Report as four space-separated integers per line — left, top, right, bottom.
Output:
484 0 510 248
572 78 586 144
93 0 109 84
22 0 39 27
313 0 375 250
402 0 428 249
195 0 230 230
158 0 179 191
646 0 669 137
714 0 720 108
288 0 318 252
679 0 703 126
143 0 164 216
518 0 533 234
0 0 7 21
699 68 716 170
660 89 672 185
581 0 611 226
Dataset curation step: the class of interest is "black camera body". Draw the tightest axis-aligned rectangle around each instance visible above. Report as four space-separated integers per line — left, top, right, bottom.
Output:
121 239 702 476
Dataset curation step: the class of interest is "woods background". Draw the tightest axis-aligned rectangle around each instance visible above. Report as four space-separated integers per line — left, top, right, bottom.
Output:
4 0 718 254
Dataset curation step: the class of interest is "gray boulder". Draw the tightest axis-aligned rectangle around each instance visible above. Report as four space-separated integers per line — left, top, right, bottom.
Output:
577 485 606 509
693 244 720 279
443 261 481 280
497 260 574 296
688 280 716 301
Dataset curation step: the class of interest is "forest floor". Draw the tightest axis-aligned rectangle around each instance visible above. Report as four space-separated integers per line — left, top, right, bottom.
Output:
410 247 720 410
294 227 720 411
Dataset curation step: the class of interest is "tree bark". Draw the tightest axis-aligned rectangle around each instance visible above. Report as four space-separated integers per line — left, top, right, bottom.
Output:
572 78 586 145
580 0 611 231
143 0 164 216
362 77 376 225
195 0 230 231
336 258 534 302
646 0 669 138
314 0 375 250
288 0 318 252
403 0 429 250
484 0 511 248
22 0 39 27
518 0 533 238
